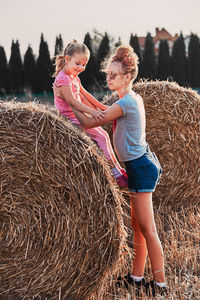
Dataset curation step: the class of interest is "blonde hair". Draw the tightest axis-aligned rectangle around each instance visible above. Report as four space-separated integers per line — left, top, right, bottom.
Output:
104 45 139 81
53 40 90 77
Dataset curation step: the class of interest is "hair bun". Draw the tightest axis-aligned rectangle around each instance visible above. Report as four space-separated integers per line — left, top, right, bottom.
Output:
114 46 131 60
109 45 139 80
112 46 138 68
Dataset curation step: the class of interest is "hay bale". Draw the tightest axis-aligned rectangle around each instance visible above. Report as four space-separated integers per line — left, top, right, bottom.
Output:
0 101 128 300
103 81 200 207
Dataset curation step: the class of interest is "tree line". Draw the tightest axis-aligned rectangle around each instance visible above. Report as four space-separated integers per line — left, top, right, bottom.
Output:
0 31 200 97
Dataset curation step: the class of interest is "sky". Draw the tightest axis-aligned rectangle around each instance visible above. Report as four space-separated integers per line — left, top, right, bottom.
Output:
1 0 200 58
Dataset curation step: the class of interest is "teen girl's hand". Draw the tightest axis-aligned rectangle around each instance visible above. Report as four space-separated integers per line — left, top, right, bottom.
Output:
90 109 104 121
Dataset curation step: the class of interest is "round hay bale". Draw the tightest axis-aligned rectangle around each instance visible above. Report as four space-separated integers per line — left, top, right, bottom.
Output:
0 101 128 300
103 81 200 207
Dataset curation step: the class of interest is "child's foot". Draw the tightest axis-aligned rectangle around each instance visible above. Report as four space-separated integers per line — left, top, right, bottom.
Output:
116 273 146 296
125 274 146 297
116 174 128 188
145 280 168 298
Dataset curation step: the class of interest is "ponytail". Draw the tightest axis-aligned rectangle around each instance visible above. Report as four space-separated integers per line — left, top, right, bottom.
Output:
53 55 65 77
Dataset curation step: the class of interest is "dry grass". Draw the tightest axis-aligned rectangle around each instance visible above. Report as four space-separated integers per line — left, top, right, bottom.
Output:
158 206 200 300
1 79 200 300
1 204 199 299
110 204 200 300
0 100 129 300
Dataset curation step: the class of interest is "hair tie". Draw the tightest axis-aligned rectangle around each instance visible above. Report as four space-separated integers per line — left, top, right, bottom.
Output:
66 40 77 48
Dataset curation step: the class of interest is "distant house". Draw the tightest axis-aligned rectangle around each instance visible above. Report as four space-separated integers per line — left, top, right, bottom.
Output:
138 27 178 54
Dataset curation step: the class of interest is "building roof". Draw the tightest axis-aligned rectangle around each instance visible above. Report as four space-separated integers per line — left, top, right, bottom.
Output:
138 27 178 48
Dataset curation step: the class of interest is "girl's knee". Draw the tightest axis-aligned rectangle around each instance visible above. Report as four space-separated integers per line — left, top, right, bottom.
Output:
140 227 158 239
134 221 157 238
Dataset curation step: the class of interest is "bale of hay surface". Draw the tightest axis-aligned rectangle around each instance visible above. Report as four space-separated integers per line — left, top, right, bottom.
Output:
103 81 200 207
0 101 127 300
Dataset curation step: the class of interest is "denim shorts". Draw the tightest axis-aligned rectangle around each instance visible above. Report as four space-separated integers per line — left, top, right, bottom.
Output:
124 150 162 193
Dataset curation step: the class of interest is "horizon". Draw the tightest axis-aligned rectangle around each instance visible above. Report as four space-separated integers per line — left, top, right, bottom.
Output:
0 27 195 60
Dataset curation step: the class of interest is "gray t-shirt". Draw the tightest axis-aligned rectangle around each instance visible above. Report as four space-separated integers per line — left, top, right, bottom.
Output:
113 92 147 162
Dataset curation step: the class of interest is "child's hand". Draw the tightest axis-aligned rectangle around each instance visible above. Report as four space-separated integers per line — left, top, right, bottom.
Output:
92 110 104 121
53 84 63 98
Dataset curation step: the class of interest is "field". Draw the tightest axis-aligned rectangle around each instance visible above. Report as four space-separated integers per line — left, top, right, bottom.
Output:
0 82 199 300
0 197 199 300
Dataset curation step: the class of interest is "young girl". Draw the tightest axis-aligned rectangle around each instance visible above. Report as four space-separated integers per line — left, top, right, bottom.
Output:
66 45 168 297
53 40 127 187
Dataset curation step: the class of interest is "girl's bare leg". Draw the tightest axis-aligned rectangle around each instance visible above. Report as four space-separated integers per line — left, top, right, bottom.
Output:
130 198 147 276
130 192 165 282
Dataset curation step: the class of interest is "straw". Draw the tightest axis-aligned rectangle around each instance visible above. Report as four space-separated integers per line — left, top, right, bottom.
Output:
0 100 129 299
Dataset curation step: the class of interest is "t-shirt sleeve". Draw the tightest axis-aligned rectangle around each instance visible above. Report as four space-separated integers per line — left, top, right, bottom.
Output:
55 73 71 87
115 98 129 115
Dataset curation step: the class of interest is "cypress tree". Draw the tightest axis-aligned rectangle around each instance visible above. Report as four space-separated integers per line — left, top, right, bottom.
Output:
79 32 96 91
188 33 200 87
36 34 53 93
115 37 122 48
9 40 23 94
96 32 110 88
24 45 36 92
142 33 156 80
130 34 142 79
157 39 171 80
171 33 187 86
92 29 104 55
0 46 9 94
54 34 63 56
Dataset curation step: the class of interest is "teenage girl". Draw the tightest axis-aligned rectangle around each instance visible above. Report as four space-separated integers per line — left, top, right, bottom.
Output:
63 45 168 297
53 40 127 187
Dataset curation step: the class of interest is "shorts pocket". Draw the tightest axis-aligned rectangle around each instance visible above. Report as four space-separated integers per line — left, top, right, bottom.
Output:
141 161 159 182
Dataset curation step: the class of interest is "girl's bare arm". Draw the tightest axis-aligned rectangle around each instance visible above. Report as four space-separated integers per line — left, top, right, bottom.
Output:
72 104 123 129
58 85 103 119
80 84 108 111
79 93 97 110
